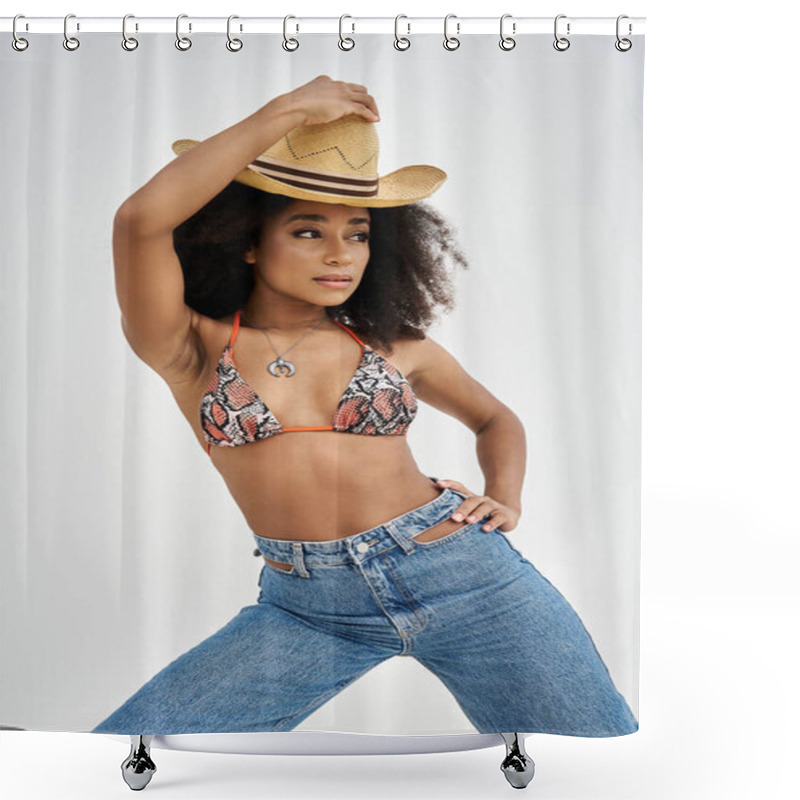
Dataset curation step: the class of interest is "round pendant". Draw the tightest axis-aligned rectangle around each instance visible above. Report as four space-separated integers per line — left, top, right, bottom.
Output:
268 357 296 377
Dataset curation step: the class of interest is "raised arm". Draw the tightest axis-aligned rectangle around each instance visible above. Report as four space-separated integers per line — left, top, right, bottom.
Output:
113 75 380 378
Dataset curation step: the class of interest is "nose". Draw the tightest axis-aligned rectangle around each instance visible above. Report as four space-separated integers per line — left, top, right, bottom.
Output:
324 237 353 265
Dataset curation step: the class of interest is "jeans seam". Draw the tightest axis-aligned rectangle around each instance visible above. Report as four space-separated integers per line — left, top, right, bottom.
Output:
381 557 428 634
351 559 408 638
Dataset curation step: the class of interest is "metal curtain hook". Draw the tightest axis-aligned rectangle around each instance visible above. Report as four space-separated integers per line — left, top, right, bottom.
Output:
443 14 460 51
339 14 355 51
394 14 410 50
63 13 80 51
283 15 299 51
553 14 571 51
227 15 243 51
615 14 632 51
122 14 139 51
12 14 29 51
499 14 516 51
175 14 192 50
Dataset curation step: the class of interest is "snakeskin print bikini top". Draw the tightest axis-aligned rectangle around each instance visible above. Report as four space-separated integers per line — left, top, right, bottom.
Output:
200 309 418 455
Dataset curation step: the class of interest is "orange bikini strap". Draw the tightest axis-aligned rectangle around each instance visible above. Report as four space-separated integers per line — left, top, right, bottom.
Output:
229 309 242 350
332 317 366 348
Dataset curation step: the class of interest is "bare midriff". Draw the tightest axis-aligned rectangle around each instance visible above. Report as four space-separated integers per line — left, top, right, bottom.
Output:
207 431 469 543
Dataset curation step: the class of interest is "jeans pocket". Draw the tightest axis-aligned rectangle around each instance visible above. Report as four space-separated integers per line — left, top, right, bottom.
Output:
410 518 484 549
260 556 296 576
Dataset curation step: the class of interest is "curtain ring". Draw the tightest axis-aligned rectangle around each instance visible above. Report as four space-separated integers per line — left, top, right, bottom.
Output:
12 14 29 52
553 14 570 51
339 14 355 51
283 15 299 51
63 13 80 51
121 14 139 51
394 15 410 51
443 14 460 51
175 14 192 51
226 15 243 51
615 14 632 52
499 13 516 51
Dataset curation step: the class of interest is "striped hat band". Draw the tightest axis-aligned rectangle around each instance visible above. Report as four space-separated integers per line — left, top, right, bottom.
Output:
248 155 379 198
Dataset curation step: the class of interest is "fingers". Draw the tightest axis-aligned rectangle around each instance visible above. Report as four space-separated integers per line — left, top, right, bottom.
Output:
352 96 380 121
434 478 516 532
435 479 493 526
482 512 512 532
460 506 503 531
451 501 491 524
353 103 380 122
449 499 510 531
343 82 380 120
450 496 493 522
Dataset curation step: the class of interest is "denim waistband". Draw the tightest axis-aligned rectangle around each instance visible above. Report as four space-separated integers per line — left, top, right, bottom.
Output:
252 486 469 568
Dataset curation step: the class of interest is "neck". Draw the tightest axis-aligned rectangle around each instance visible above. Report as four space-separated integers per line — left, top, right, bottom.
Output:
240 303 329 332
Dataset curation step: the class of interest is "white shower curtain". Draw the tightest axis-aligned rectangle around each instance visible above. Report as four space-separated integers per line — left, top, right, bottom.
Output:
1 27 644 735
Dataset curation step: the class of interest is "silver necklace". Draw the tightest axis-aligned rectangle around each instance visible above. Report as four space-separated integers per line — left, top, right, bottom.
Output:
240 311 327 378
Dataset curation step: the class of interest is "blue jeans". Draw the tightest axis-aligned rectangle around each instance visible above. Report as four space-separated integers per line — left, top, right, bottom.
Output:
91 487 638 736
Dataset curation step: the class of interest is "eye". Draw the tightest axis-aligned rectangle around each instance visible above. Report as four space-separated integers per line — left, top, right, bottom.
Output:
294 229 370 242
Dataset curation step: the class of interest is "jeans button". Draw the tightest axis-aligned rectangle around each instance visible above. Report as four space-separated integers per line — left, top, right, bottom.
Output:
356 542 370 553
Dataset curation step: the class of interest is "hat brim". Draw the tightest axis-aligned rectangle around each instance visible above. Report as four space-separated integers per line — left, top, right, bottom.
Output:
171 139 447 208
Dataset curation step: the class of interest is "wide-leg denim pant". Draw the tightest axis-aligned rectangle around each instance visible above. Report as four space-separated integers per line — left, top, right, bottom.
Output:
91 487 638 737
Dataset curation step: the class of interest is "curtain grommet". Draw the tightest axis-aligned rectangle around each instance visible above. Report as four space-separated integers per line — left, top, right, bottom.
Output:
226 15 243 52
12 14 29 51
283 15 299 51
175 14 192 51
63 13 80 51
394 15 411 51
443 13 460 51
121 14 139 51
615 15 633 51
553 14 571 51
499 14 516 51
338 14 355 51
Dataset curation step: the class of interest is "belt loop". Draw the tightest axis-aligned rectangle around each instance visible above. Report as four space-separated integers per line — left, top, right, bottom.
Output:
384 520 416 555
291 542 310 578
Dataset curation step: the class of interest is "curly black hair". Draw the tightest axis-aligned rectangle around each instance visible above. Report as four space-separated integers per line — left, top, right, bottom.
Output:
173 182 469 354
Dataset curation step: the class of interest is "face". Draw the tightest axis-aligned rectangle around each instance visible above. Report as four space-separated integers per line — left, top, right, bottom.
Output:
244 199 371 306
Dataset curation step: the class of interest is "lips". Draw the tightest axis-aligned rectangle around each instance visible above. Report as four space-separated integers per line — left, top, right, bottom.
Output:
313 275 353 288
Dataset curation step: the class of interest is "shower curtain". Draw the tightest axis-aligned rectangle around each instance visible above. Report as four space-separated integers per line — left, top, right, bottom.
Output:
0 20 645 739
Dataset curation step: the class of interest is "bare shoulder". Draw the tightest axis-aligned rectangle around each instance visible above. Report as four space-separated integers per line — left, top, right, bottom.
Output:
378 331 505 434
370 332 442 382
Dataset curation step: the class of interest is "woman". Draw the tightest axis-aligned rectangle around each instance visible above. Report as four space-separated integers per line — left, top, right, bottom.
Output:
92 76 637 737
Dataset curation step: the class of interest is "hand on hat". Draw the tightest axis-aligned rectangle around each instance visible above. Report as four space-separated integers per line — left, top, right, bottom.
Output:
281 74 381 127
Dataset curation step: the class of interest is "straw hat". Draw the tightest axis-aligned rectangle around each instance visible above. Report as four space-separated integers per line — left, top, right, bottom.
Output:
171 113 447 208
